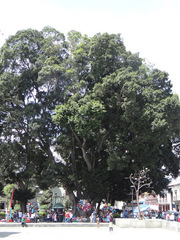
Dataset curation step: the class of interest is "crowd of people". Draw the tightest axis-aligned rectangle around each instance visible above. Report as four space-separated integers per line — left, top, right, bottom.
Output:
89 210 114 231
9 208 180 224
10 208 115 230
42 209 114 223
120 209 180 222
12 211 39 223
156 211 180 222
90 210 114 223
42 210 65 222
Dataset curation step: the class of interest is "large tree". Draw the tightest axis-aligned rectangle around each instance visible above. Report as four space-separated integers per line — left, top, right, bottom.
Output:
53 33 180 210
0 28 179 213
0 27 69 211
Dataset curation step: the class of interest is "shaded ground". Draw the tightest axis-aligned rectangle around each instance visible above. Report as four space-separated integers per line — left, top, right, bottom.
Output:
0 231 20 238
0 226 179 239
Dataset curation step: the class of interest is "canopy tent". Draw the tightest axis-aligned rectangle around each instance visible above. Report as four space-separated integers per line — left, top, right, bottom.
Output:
52 203 64 209
148 205 158 211
133 203 150 213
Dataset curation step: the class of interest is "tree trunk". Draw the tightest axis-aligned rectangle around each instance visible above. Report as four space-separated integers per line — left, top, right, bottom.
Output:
65 186 78 215
17 181 27 213
96 200 102 214
71 133 82 199
136 190 141 219
21 200 27 214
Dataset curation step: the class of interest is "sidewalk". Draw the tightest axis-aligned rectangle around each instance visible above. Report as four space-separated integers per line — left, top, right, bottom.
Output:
0 222 109 227
0 225 179 240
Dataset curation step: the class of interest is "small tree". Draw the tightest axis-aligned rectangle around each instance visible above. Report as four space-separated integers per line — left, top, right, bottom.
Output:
129 168 152 220
3 184 15 199
38 189 53 211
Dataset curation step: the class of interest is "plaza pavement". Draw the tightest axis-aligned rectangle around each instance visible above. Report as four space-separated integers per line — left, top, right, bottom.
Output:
0 225 179 240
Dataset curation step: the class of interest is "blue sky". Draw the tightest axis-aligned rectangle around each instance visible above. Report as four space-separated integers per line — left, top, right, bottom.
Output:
0 0 180 97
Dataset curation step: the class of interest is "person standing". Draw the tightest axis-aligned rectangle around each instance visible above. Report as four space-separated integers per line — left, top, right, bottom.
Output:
90 212 94 223
109 213 114 232
93 210 97 223
53 212 58 222
66 210 70 222
63 211 65 222
109 221 113 231
110 213 113 223
96 215 100 228
69 210 73 223
46 212 50 222
18 211 22 222
13 212 18 222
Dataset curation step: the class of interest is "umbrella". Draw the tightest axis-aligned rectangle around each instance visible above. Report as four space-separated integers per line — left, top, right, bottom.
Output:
133 203 150 213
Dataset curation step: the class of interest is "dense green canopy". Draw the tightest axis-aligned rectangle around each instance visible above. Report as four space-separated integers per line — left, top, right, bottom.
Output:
0 27 179 212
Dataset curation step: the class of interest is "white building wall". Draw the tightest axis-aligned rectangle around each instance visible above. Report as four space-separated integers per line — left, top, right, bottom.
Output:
168 176 180 211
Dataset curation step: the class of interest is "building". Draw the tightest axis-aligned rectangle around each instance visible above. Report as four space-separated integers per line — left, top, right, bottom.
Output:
125 191 172 212
168 176 180 211
144 194 158 211
157 190 172 212
0 195 7 212
51 187 66 208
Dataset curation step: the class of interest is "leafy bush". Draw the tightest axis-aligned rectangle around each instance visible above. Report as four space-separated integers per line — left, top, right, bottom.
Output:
0 212 5 219
38 211 46 220
113 213 120 218
14 204 20 212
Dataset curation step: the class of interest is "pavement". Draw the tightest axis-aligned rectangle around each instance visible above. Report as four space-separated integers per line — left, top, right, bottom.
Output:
0 225 179 240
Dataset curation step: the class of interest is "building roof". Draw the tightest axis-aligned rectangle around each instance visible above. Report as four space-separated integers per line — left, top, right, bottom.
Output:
52 203 64 209
168 176 180 187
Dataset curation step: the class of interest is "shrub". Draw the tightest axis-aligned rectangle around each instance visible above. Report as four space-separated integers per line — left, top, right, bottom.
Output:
113 213 120 218
0 212 5 219
38 211 46 220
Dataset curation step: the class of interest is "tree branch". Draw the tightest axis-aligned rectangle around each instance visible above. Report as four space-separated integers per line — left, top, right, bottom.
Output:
73 132 93 171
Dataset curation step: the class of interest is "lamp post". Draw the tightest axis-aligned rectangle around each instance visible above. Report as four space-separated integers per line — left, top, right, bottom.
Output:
131 185 134 218
55 193 57 204
35 186 39 223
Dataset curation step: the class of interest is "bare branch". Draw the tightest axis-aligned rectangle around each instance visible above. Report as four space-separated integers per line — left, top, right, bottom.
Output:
129 167 152 220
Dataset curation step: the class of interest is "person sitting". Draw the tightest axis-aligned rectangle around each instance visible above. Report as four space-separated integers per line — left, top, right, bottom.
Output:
21 214 27 227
